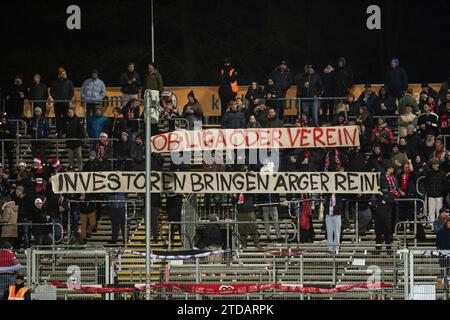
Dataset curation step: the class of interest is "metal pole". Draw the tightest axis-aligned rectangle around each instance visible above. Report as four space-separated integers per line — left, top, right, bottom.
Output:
144 90 152 300
151 0 155 62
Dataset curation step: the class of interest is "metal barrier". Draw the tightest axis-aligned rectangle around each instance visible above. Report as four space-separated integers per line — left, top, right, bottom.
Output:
393 198 427 247
67 199 139 245
0 222 64 247
26 246 112 300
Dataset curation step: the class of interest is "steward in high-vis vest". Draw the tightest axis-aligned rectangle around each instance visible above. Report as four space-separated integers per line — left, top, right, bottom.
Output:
218 58 238 115
3 275 30 300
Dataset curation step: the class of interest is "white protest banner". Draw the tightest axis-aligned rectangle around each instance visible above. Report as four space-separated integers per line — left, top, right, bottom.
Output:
51 171 380 194
150 126 360 153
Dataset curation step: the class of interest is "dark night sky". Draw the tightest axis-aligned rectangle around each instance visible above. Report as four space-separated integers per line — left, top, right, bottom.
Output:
0 0 449 89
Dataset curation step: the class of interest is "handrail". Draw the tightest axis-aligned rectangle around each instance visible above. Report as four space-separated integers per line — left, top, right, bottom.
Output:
0 222 64 246
416 176 425 198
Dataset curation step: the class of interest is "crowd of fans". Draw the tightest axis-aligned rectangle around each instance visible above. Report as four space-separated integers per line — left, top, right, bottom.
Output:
0 57 450 254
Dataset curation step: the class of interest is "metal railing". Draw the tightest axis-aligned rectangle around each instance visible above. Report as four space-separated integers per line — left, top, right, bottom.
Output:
393 198 427 247
0 222 64 247
67 200 139 245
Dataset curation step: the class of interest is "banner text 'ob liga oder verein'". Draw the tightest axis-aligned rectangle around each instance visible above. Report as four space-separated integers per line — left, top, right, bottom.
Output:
150 126 360 153
51 171 381 194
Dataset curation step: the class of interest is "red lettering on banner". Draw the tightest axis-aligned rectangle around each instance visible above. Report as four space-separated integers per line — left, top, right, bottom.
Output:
203 131 215 148
337 128 343 146
272 129 283 147
300 129 311 147
246 129 259 148
326 128 337 146
151 135 168 152
214 130 227 149
313 128 325 147
259 130 271 147
168 132 181 151
230 130 245 148
287 128 301 147
343 127 357 146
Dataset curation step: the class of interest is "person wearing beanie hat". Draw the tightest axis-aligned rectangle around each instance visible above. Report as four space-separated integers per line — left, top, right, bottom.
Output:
183 90 204 130
29 105 50 163
385 57 409 100
50 67 75 134
142 62 164 97
114 131 132 170
81 69 106 117
31 197 51 246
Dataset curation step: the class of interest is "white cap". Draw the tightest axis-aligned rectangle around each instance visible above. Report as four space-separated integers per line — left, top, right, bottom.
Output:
35 198 43 205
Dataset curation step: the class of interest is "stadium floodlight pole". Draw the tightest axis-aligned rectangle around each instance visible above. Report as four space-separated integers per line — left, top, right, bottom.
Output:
144 89 152 301
151 0 155 62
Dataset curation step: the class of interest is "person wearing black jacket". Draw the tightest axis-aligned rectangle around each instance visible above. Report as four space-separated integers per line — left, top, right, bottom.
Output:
120 62 141 106
131 134 146 171
28 74 49 115
221 101 246 129
269 61 292 119
374 86 397 117
109 107 128 141
320 63 337 122
384 58 408 100
31 198 51 245
335 57 354 98
232 192 261 250
425 160 448 223
84 151 101 172
0 113 16 172
263 78 283 118
114 132 132 171
218 59 238 115
13 186 32 248
5 74 25 119
323 192 344 253
62 108 86 171
245 82 264 116
121 98 142 140
50 68 75 134
375 163 400 253
296 64 323 125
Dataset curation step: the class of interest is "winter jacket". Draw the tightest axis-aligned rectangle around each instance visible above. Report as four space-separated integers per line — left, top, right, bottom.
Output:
374 94 397 116
296 72 323 98
366 152 385 173
79 199 96 215
323 194 345 216
417 112 439 137
222 110 246 129
182 101 203 130
131 143 146 171
31 207 50 236
143 70 164 93
390 152 408 175
232 193 255 214
245 86 264 115
5 83 25 116
121 103 142 133
263 84 282 110
357 91 378 115
437 225 450 250
46 193 68 220
50 78 74 101
218 65 238 97
370 126 395 146
14 195 33 222
440 110 450 135
424 169 448 198
28 83 49 105
0 120 16 141
114 139 132 159
109 193 126 209
398 94 419 114
385 67 408 98
109 116 128 141
321 70 336 97
269 68 292 94
62 115 86 149
0 201 18 238
259 114 284 128
379 174 400 204
335 58 354 97
120 71 141 95
87 114 109 139
204 223 223 247
28 116 50 140
406 133 423 159
84 159 101 172
81 78 106 103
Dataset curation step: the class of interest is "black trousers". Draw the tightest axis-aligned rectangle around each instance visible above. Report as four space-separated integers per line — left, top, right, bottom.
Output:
375 202 394 245
321 99 335 122
54 102 70 134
